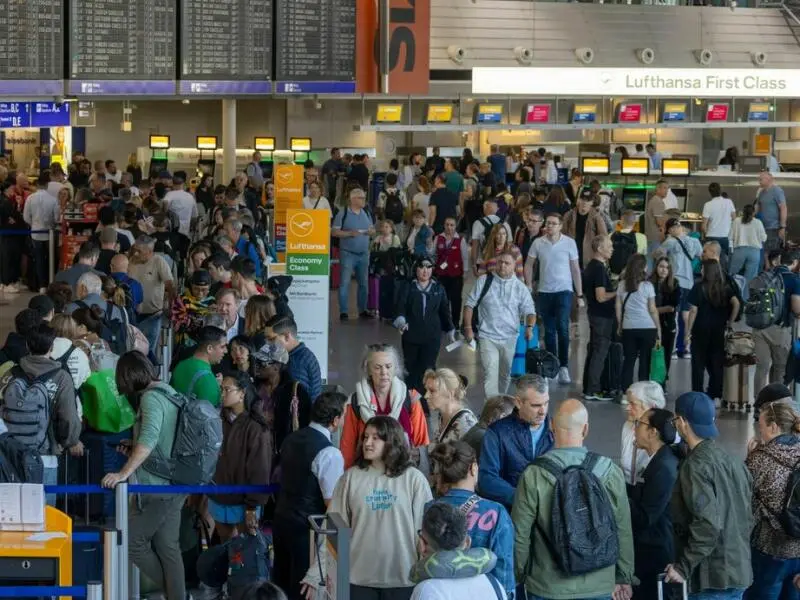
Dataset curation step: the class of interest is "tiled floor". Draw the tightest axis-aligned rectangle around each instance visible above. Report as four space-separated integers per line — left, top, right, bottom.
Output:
0 285 756 463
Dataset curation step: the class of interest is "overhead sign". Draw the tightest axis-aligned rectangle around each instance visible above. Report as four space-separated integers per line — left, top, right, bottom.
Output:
290 137 312 152
754 134 772 155
285 209 331 382
523 103 551 124
581 157 610 175
196 136 218 150
376 104 403 123
662 102 687 122
0 103 71 129
149 135 170 149
254 137 276 151
0 103 31 129
472 67 800 98
475 104 504 124
617 103 643 123
425 104 453 124
748 102 770 122
572 104 597 123
622 158 650 176
274 164 305 258
661 159 691 176
706 103 729 122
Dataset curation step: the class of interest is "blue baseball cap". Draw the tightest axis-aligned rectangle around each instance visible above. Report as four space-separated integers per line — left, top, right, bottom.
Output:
675 392 719 439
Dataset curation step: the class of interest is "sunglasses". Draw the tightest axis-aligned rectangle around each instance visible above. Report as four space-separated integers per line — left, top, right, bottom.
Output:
633 419 654 429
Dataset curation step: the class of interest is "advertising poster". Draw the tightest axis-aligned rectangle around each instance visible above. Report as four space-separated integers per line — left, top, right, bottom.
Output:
273 163 304 260
285 209 331 381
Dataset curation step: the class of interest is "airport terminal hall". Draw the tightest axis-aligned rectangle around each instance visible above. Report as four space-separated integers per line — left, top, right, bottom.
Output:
4 0 800 599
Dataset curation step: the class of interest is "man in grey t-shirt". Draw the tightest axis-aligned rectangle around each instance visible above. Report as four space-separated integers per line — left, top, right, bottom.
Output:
332 187 375 320
755 171 787 254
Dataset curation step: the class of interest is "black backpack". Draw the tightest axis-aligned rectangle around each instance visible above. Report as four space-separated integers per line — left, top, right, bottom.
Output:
0 432 44 483
756 450 800 537
609 232 637 275
534 452 619 575
384 190 404 224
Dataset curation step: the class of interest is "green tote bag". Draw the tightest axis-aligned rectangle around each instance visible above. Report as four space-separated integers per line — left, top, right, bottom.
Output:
80 369 136 433
649 342 667 385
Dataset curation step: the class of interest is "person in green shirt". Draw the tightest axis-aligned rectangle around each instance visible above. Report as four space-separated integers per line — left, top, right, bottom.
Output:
170 325 227 408
443 158 464 196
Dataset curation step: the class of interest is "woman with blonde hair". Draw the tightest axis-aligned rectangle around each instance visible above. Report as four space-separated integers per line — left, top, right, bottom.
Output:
477 223 524 280
423 368 477 444
746 401 800 598
49 313 91 391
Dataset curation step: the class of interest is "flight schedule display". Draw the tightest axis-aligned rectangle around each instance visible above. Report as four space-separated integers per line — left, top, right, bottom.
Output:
180 0 273 94
69 0 177 95
274 0 356 94
0 0 64 96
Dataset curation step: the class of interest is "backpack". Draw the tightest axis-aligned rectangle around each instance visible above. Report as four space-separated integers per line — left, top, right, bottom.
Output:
534 452 619 575
609 232 637 275
227 531 270 591
1 366 60 452
476 217 497 253
0 432 44 483
75 300 130 356
142 384 223 485
745 269 786 330
384 190 404 224
0 360 16 401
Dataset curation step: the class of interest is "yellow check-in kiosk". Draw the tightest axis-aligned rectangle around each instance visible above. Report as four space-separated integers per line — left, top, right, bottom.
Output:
0 506 72 600
148 134 170 178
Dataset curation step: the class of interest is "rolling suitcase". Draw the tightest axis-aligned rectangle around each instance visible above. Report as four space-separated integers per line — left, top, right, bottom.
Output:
512 324 539 377
723 361 755 412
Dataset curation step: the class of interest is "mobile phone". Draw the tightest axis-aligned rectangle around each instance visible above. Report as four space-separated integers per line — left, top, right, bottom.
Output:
658 573 688 600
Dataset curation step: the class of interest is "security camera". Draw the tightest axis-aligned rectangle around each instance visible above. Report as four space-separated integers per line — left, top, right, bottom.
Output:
514 46 533 65
575 47 594 65
636 48 656 65
314 100 323 110
447 45 466 65
694 49 713 66
54 95 65 107
751 51 768 66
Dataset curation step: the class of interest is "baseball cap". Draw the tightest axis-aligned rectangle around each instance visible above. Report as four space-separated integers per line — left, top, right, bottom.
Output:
28 295 55 318
190 269 212 287
675 392 719 439
579 189 595 202
755 383 793 413
415 256 435 269
253 343 288 365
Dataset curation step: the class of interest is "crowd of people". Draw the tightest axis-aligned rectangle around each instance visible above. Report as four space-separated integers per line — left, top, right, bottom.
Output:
0 146 798 600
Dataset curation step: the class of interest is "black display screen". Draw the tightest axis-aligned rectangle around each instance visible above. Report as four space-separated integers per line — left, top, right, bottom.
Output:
0 0 64 96
180 0 273 95
68 0 177 95
274 0 356 94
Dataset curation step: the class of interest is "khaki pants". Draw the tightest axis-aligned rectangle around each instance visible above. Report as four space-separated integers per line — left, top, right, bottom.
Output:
753 325 792 392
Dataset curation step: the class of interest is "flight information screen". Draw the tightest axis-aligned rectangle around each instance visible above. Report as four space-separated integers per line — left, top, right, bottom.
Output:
180 0 273 94
0 0 64 96
274 0 356 94
68 0 177 95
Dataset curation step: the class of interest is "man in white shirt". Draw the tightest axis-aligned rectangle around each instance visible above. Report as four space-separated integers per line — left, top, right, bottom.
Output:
646 144 663 170
525 213 585 385
463 252 536 397
105 159 122 184
23 171 60 293
702 182 736 257
302 180 332 215
162 171 198 237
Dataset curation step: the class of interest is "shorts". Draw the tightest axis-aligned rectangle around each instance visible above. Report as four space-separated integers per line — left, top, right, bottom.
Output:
208 499 262 525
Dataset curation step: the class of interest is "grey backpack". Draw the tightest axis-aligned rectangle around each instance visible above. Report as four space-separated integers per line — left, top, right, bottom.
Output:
142 383 223 485
1 367 59 451
745 268 785 330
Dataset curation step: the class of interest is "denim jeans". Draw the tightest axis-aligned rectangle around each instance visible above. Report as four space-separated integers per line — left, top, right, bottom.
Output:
137 312 163 364
691 590 744 600
338 250 369 315
528 594 611 600
729 246 761 301
745 547 800 600
676 287 691 355
537 290 573 368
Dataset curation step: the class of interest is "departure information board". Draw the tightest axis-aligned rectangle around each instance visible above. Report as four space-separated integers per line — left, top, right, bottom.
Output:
68 0 177 95
274 0 356 94
0 0 64 96
180 0 273 95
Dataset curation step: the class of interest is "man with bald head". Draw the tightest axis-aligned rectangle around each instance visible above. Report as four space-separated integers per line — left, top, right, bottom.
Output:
512 399 634 600
109 254 143 315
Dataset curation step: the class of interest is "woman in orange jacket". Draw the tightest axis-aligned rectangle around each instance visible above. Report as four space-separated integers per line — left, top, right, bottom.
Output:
340 343 430 468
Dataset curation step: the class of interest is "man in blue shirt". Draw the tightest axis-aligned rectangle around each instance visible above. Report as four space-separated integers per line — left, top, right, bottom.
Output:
645 144 663 170
109 254 144 311
488 144 507 185
755 171 787 255
332 187 374 320
753 249 800 392
223 217 261 277
266 314 322 402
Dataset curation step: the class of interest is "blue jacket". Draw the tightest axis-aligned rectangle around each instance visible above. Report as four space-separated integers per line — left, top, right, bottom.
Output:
434 489 515 594
479 410 554 508
410 224 432 257
236 236 262 277
287 342 322 402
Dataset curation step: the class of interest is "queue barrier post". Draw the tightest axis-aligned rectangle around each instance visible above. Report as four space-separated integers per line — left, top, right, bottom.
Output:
103 529 118 600
115 482 129 600
87 580 103 600
48 227 56 285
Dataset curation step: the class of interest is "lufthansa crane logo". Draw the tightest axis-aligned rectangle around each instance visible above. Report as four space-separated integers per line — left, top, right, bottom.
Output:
277 169 294 185
289 212 314 239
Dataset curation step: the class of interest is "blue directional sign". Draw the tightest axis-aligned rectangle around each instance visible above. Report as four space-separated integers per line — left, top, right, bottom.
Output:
0 103 32 129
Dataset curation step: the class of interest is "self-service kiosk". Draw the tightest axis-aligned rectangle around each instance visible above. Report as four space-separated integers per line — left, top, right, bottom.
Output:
148 134 170 177
254 136 276 180
290 137 312 165
196 135 218 178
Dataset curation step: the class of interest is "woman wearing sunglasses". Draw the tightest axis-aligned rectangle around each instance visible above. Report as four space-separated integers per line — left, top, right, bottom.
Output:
628 407 680 600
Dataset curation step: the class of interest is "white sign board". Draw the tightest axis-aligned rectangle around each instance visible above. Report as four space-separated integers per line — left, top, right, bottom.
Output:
472 67 800 98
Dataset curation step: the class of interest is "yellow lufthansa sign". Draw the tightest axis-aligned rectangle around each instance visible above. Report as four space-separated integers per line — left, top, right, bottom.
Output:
621 158 650 176
290 137 312 152
287 210 331 252
376 104 404 123
149 134 170 149
274 164 305 260
196 136 218 150
254 137 276 151
581 157 610 175
662 159 691 176
425 104 453 123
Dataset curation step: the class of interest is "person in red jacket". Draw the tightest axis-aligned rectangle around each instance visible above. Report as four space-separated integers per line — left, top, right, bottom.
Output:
433 217 469 328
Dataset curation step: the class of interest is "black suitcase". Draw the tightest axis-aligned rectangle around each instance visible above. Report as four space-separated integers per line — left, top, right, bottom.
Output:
525 348 560 379
582 340 624 396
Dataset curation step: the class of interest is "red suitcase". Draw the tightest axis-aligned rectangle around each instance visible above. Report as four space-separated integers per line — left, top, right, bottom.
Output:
330 247 341 290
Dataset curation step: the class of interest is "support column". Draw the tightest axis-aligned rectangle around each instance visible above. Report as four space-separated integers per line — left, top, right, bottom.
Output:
222 99 237 183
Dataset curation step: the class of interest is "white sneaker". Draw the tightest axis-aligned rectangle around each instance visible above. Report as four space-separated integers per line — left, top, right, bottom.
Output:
557 367 571 385
4 283 20 294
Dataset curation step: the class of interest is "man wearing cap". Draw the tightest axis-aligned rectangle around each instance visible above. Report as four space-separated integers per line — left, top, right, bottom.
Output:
563 189 608 269
170 325 227 408
665 391 754 597
162 171 197 237
659 217 702 359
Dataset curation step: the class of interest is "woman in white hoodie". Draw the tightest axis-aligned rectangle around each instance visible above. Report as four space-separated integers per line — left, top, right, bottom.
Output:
302 416 432 600
49 313 92 391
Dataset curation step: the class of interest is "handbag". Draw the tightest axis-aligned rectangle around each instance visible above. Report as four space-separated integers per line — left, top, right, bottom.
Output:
79 369 136 434
649 342 667 385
